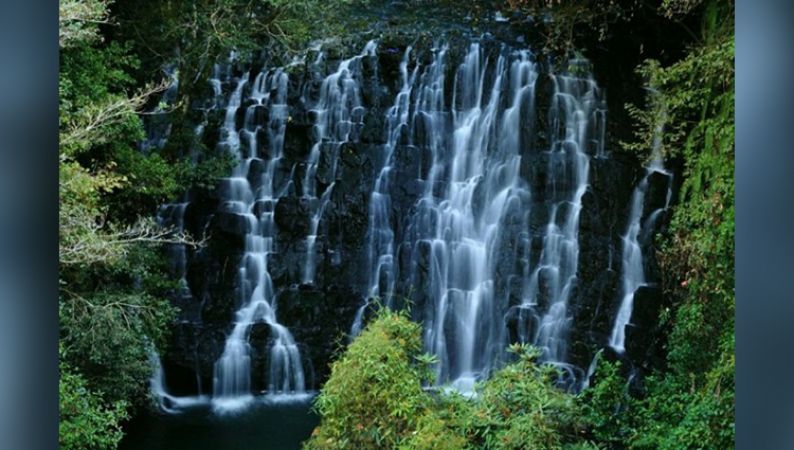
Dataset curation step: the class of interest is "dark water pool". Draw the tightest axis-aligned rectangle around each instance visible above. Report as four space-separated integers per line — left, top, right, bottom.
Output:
120 397 318 450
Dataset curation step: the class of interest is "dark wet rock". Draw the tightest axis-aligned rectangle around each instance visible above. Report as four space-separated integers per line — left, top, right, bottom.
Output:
360 110 386 144
643 169 673 220
275 196 314 237
214 211 251 236
283 122 313 160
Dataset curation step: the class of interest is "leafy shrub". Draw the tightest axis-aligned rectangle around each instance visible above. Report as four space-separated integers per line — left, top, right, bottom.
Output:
59 287 176 405
307 312 594 450
305 308 433 449
578 360 633 447
463 345 587 449
628 333 734 450
59 355 128 450
402 409 469 450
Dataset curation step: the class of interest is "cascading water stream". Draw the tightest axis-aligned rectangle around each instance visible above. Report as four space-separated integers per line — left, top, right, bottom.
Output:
516 65 605 386
302 41 377 285
149 349 209 413
608 104 672 354
397 43 538 391
351 46 419 336
352 42 450 338
212 67 306 412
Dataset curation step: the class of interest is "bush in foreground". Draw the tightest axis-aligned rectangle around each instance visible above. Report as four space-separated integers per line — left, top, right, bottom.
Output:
59 355 128 450
306 309 595 450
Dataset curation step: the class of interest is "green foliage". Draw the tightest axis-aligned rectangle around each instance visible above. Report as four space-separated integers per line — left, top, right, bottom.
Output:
60 0 112 48
59 353 128 450
582 343 734 449
402 408 469 450
59 287 176 405
60 40 139 116
58 35 188 266
629 363 734 449
308 314 594 450
578 360 632 447
623 330 733 449
461 345 586 449
102 147 182 220
305 308 433 449
58 5 198 446
59 40 145 158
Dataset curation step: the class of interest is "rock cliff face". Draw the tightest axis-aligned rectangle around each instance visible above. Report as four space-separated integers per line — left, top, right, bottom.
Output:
156 30 674 397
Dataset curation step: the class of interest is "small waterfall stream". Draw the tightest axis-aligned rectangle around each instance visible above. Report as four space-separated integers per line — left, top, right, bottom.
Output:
609 111 673 354
516 64 605 387
302 41 377 285
157 201 190 295
212 66 305 412
352 45 421 336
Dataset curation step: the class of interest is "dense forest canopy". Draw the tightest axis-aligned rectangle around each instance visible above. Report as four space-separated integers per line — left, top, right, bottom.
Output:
58 0 734 448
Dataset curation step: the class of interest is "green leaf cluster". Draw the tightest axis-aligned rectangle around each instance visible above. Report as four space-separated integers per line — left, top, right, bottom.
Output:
307 312 596 450
305 308 433 449
58 2 216 447
454 345 591 449
59 350 129 450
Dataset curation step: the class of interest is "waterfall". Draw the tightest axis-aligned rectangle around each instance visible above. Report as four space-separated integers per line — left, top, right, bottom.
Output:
157 199 208 394
212 67 306 412
151 38 632 408
149 349 208 413
608 107 672 354
369 43 536 391
352 45 422 336
579 349 603 391
516 63 604 387
149 349 174 413
139 65 179 153
421 44 533 390
347 42 609 392
302 41 377 285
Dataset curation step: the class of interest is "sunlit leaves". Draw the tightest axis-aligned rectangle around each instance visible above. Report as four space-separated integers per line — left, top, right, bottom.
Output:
308 311 595 449
59 0 112 48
